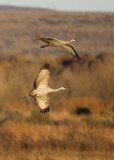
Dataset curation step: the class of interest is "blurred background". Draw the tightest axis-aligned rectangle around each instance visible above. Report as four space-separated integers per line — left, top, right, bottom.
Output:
0 0 114 160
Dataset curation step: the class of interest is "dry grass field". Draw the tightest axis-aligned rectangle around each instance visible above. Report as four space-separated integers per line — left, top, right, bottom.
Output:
0 8 114 160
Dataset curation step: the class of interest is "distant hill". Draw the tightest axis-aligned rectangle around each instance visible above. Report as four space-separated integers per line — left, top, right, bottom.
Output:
0 5 49 11
0 9 113 55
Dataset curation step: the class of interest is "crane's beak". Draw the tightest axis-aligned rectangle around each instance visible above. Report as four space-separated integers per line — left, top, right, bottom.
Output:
65 88 70 91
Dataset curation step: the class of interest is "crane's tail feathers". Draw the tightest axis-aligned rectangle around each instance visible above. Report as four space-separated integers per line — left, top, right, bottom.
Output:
24 95 32 106
40 107 49 114
34 35 42 41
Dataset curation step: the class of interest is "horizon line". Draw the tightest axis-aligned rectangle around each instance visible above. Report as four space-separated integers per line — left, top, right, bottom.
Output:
0 4 114 12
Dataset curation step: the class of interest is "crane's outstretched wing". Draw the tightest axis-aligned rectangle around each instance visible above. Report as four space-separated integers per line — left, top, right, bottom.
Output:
60 44 80 60
35 36 59 44
34 64 50 89
36 94 50 113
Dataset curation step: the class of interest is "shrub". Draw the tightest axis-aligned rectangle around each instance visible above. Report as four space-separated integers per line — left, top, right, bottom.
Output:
73 106 92 115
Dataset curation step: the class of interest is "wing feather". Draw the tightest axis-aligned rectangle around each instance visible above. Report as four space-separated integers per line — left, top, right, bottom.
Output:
35 36 59 44
36 94 50 113
60 44 80 59
34 64 50 89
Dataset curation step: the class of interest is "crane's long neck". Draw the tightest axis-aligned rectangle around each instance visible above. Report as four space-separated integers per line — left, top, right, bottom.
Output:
50 87 64 93
67 39 75 44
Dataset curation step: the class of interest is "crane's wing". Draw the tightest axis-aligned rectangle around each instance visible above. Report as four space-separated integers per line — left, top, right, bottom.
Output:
60 44 80 60
34 64 50 89
35 36 59 44
36 94 50 113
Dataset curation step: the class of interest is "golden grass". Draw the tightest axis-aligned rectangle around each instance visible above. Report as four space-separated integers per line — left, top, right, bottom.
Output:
0 121 114 151
0 120 113 160
0 150 113 160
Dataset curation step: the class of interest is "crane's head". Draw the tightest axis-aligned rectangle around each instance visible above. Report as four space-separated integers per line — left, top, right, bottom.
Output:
61 87 69 90
72 38 77 42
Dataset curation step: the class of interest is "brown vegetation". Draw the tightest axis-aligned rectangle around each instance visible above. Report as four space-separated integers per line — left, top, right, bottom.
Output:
0 53 114 159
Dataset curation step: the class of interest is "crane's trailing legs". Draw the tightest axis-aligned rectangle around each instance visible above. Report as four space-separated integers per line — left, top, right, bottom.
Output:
41 44 51 48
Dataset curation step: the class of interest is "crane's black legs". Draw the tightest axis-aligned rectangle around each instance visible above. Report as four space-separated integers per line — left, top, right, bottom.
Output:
40 44 50 48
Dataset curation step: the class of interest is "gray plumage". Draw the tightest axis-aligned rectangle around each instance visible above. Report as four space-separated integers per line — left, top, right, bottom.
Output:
34 36 80 60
